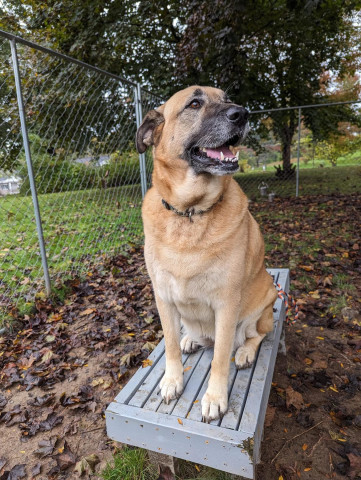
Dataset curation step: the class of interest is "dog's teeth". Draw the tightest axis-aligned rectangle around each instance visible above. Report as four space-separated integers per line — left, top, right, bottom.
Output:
202 147 207 152
220 152 224 161
236 152 239 160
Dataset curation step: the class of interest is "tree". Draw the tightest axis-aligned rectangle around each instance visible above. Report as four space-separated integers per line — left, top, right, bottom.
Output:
0 0 186 95
176 0 361 175
1 0 361 176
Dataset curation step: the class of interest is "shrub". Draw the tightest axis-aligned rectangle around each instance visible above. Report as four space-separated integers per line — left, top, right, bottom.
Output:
19 137 141 195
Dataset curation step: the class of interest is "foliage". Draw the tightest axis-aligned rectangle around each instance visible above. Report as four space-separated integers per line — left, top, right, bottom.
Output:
0 0 186 96
18 135 140 195
1 1 361 176
177 1 361 172
314 121 361 166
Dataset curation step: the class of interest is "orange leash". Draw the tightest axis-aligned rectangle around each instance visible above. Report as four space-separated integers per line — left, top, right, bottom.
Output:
274 282 299 325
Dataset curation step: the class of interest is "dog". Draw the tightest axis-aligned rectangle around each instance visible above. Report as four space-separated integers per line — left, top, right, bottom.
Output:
136 86 277 422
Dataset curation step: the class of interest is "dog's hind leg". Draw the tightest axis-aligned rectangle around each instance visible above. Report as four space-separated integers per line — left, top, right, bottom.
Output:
180 317 214 353
235 304 273 369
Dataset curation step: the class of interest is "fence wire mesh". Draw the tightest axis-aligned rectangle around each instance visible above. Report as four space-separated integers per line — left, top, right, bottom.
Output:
140 89 164 189
0 34 148 320
0 30 360 323
236 102 361 200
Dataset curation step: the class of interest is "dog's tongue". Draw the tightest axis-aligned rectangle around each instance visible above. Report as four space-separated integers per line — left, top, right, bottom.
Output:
205 146 234 160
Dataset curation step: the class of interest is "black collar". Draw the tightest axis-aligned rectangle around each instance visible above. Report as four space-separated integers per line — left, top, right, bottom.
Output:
161 194 223 223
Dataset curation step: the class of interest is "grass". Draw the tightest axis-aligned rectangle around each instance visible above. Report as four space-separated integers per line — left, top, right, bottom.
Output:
0 184 143 324
1 164 360 326
101 447 235 480
102 447 157 480
234 164 360 199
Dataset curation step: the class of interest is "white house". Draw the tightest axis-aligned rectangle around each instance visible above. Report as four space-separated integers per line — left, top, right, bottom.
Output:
0 176 21 195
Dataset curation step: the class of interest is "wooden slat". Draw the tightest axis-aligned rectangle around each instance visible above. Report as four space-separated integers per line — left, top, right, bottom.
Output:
142 351 192 412
156 347 205 415
220 358 256 430
114 344 165 404
128 354 167 407
173 348 213 420
106 268 290 479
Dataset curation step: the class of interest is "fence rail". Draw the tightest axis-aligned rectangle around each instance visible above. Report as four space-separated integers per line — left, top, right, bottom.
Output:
0 29 360 323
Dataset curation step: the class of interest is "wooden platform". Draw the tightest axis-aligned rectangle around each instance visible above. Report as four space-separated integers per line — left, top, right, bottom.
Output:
106 268 289 479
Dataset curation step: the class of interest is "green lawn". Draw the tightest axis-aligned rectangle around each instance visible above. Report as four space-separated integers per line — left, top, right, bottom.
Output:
0 164 360 325
234 164 360 199
0 185 143 323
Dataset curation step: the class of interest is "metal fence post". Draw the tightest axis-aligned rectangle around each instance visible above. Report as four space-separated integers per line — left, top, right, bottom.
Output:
134 82 148 199
296 107 301 197
10 39 51 295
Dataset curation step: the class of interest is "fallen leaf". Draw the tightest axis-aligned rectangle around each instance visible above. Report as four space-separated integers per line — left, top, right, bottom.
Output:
347 453 361 480
54 441 76 471
91 378 104 387
0 394 7 410
80 308 96 316
28 394 55 407
74 454 100 476
34 436 58 458
7 464 26 480
31 463 41 477
265 406 276 427
299 265 313 271
285 386 305 411
177 418 183 425
142 359 153 368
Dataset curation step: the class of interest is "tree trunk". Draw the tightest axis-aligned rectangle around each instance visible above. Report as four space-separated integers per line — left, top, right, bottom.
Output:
282 141 291 172
279 121 296 176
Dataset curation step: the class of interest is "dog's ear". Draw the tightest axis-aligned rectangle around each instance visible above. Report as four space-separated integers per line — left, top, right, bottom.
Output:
136 108 165 153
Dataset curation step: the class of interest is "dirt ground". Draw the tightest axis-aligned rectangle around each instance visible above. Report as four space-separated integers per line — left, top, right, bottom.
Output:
0 193 360 480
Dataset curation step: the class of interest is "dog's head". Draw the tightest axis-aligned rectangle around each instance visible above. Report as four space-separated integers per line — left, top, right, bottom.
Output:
136 86 249 176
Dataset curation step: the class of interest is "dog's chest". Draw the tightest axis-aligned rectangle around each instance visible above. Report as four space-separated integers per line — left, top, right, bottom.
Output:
150 253 223 308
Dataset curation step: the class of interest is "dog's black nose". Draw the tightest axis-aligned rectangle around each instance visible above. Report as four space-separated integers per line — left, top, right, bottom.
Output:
226 106 249 125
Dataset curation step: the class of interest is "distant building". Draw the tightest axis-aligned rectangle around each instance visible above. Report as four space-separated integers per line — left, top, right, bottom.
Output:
0 176 21 196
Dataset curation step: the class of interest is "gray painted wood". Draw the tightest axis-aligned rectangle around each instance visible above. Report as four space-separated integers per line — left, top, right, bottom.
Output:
106 402 254 477
158 347 208 416
114 345 165 404
128 354 167 407
106 268 290 479
220 358 256 430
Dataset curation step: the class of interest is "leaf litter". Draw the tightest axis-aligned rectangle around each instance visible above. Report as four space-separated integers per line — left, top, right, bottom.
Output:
0 193 360 479
0 247 161 478
254 193 361 480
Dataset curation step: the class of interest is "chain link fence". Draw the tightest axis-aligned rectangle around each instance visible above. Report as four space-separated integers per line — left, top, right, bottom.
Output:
0 29 360 323
0 31 162 322
236 102 361 200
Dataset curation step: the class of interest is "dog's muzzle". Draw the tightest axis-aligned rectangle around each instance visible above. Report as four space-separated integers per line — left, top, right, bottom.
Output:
187 105 250 176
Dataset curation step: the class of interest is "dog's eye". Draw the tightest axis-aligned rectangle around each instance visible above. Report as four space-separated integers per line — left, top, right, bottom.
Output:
188 100 201 109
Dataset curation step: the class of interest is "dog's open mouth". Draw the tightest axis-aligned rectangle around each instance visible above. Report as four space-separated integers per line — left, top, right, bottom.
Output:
190 134 241 174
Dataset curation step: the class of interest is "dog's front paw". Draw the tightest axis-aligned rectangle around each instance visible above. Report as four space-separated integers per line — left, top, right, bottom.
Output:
160 371 183 404
201 389 228 423
180 334 200 353
235 344 256 369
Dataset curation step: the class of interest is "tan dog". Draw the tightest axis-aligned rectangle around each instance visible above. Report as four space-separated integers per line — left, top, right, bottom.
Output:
137 86 277 422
